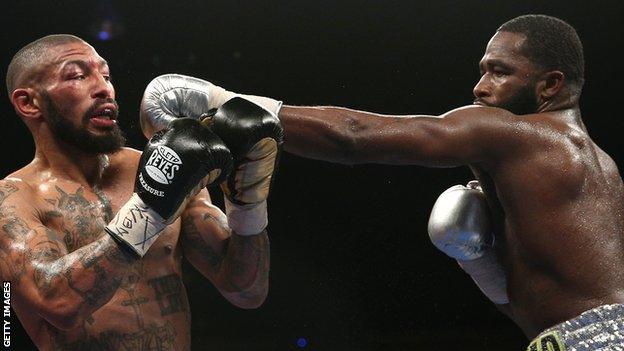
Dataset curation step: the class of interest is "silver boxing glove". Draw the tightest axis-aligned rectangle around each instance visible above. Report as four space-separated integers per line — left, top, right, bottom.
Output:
428 182 508 304
428 182 493 260
140 73 282 139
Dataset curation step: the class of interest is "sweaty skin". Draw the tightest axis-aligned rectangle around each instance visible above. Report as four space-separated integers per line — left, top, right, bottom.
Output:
277 31 624 337
0 41 269 350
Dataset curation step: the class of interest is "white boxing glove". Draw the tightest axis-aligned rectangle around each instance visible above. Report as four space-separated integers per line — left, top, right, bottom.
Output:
428 181 508 304
140 73 282 139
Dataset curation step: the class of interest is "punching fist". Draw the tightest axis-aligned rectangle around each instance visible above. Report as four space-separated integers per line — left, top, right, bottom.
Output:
206 97 284 235
106 118 232 256
207 97 283 204
140 74 282 139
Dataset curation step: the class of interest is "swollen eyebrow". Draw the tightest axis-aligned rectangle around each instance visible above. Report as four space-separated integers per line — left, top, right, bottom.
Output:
62 60 89 72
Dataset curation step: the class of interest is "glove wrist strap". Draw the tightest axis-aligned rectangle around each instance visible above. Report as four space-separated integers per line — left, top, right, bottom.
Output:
224 198 268 236
237 93 283 117
105 194 167 257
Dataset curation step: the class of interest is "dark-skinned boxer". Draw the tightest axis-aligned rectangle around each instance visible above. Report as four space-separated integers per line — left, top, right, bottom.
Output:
144 15 624 350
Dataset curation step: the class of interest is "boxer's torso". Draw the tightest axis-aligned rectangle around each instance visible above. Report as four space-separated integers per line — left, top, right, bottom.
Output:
473 111 624 337
7 148 192 351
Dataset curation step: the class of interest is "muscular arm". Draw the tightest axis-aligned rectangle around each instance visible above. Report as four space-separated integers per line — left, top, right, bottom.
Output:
180 189 269 309
0 179 137 330
279 104 518 166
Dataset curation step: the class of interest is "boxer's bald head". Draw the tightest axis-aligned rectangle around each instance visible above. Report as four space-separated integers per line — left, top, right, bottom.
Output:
6 34 86 97
498 15 585 95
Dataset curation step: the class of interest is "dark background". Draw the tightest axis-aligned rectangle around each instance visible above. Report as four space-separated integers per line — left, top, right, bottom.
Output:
2 1 623 350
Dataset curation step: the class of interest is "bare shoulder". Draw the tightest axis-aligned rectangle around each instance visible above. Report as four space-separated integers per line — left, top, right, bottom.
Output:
440 106 534 128
441 105 533 139
444 106 546 155
112 147 142 162
443 105 558 132
444 106 556 135
0 178 41 246
0 177 38 206
107 147 142 173
441 105 515 120
594 143 623 181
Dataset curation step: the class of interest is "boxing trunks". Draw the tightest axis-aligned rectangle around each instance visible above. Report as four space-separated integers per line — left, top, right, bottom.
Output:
527 304 624 351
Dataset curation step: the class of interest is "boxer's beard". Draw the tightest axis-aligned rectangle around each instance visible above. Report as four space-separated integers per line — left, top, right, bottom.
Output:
497 83 539 115
41 93 126 154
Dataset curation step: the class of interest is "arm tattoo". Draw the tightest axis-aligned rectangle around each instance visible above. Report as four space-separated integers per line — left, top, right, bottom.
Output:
181 213 223 268
30 239 65 294
182 208 270 299
47 320 177 351
0 248 27 284
2 216 32 239
47 186 109 252
0 182 18 208
223 233 270 296
0 212 31 283
2 182 146 323
63 239 129 307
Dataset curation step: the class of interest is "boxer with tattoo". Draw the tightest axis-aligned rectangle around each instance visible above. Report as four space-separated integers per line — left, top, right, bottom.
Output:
1 34 280 350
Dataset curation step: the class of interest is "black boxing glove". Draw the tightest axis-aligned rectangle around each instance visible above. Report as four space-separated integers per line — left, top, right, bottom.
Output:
204 97 283 235
106 118 232 256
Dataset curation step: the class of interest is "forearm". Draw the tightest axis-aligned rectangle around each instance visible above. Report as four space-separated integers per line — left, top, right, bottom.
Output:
32 235 136 329
280 105 448 165
216 231 270 309
279 105 386 164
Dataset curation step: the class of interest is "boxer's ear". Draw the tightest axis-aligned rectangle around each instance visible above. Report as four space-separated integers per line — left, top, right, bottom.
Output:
536 70 565 100
11 88 43 120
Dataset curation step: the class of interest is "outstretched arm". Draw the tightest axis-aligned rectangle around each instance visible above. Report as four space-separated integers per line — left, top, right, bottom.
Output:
0 179 137 331
138 75 518 167
180 190 269 309
279 104 517 166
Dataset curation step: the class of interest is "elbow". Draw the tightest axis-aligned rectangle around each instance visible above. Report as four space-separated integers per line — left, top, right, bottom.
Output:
224 287 269 310
36 286 88 330
39 300 83 330
49 313 82 331
235 292 268 310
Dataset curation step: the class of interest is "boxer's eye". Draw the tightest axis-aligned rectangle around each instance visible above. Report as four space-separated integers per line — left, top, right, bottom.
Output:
492 69 507 78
